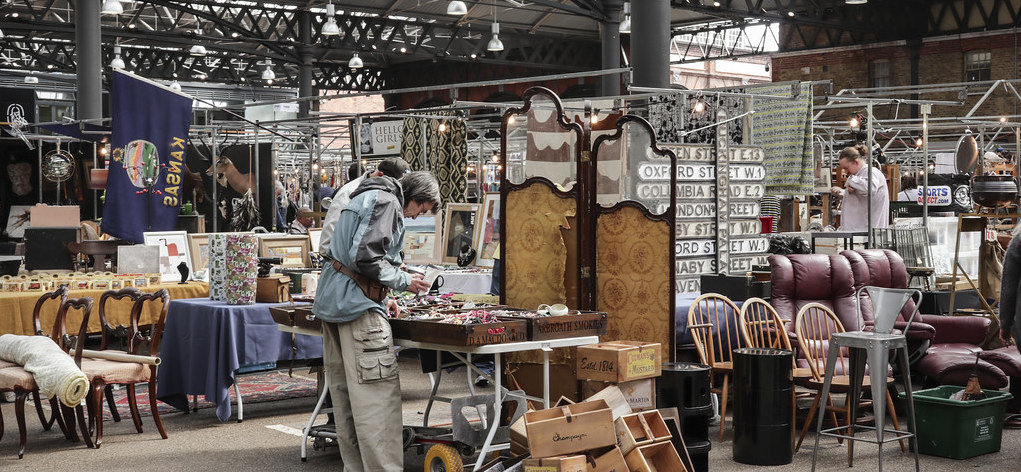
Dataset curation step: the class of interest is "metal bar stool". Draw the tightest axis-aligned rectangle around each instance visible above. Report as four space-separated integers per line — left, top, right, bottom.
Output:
811 286 922 472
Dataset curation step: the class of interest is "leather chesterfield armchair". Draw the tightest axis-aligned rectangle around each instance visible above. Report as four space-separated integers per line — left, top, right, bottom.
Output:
845 249 1012 389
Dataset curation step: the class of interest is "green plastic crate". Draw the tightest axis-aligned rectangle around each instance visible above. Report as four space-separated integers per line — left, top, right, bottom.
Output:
900 386 1013 460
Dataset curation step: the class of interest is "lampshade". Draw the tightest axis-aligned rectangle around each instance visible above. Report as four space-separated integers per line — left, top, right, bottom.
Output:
845 0 867 4
101 0 123 15
322 3 340 36
24 75 39 84
261 63 276 81
447 1 468 16
620 2 631 34
169 81 182 92
189 44 207 57
348 53 363 69
110 46 126 69
487 22 503 52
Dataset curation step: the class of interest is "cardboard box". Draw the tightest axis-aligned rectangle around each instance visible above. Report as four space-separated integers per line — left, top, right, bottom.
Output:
576 341 662 383
582 379 655 412
624 441 685 472
581 385 632 420
29 204 80 227
524 399 616 458
614 411 672 455
586 446 628 472
522 455 586 472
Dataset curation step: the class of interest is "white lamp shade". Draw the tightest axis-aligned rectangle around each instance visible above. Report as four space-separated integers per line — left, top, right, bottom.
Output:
323 3 340 35
620 16 631 34
447 1 468 16
349 53 363 69
24 75 39 84
845 0 867 4
169 81 182 92
261 65 275 80
189 44 207 56
101 0 123 15
487 22 503 52
110 47 125 69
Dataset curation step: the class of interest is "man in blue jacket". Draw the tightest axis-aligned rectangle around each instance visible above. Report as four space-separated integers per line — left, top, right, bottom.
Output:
313 171 438 471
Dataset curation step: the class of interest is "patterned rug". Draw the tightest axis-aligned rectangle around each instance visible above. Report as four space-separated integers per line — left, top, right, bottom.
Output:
102 370 316 421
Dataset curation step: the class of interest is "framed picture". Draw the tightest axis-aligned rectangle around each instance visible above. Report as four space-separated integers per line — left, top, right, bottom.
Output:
259 235 311 268
187 233 211 280
474 193 501 268
403 215 442 265
142 230 191 283
308 228 323 254
442 203 479 264
4 205 32 238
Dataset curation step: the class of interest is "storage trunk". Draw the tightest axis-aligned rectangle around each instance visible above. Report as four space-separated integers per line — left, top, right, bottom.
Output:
390 318 528 346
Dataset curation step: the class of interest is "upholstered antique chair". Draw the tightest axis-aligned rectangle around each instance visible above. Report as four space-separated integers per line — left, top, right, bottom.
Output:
0 289 94 458
79 288 170 447
687 293 745 441
794 303 904 459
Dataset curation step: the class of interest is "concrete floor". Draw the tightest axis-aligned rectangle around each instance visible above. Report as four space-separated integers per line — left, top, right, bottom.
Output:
1 351 1018 471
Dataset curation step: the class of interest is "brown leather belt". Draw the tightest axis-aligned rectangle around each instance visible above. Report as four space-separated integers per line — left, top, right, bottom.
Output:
331 259 390 303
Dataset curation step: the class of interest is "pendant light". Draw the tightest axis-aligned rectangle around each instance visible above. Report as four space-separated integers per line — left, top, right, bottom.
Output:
447 1 468 16
261 60 276 82
169 81 182 92
487 22 503 52
24 75 39 84
619 2 631 34
322 1 340 36
845 0 867 4
110 45 126 69
101 0 123 15
348 52 363 69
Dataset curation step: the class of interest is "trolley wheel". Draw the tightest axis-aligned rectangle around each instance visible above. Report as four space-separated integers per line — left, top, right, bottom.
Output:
423 444 463 472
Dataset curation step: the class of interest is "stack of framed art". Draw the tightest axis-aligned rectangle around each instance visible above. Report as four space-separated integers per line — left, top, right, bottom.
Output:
401 193 500 268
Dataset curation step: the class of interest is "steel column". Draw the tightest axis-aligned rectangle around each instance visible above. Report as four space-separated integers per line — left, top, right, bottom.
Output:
600 0 624 96
74 0 102 122
630 0 669 88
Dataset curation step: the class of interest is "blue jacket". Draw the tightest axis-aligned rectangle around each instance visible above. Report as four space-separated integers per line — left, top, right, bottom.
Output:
312 176 411 323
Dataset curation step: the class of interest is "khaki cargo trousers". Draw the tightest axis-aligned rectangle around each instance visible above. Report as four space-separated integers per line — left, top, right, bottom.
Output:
322 311 402 472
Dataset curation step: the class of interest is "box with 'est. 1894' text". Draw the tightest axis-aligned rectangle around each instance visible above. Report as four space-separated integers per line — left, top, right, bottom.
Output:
576 341 662 383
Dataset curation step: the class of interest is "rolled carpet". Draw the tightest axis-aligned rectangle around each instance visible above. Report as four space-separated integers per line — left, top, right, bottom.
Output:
0 334 90 407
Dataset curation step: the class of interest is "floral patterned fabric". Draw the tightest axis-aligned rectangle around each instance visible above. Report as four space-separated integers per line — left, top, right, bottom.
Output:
224 234 257 305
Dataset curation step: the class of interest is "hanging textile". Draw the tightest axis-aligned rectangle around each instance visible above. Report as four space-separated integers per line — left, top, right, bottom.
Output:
747 82 815 195
442 119 468 204
400 117 426 171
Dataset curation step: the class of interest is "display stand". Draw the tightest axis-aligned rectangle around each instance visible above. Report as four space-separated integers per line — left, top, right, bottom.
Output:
948 212 1021 316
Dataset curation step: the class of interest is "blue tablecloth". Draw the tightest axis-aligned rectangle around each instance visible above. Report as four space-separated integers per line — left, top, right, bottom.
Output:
156 298 323 422
674 293 745 347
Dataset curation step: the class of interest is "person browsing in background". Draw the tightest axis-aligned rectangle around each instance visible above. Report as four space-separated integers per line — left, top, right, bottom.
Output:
312 171 439 471
287 206 315 234
897 174 919 202
319 158 411 256
830 144 889 231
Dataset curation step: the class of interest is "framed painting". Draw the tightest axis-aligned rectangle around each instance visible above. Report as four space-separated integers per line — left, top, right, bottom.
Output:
473 193 500 268
259 235 311 268
308 228 323 254
142 230 191 282
402 214 442 265
187 233 211 280
442 203 479 264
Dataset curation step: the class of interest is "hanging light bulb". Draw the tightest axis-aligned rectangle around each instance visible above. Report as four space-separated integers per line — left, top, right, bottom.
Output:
169 80 182 92
438 121 447 132
348 52 363 69
322 2 340 36
507 115 516 125
447 1 468 15
101 0 123 15
261 60 275 83
189 44 207 57
110 45 126 69
692 99 706 114
849 116 860 129
590 112 599 125
914 137 924 147
0 28 4 39
619 2 631 34
487 22 504 52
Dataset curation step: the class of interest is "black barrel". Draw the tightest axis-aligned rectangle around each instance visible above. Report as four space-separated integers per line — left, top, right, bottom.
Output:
731 348 794 466
685 440 711 472
657 362 712 412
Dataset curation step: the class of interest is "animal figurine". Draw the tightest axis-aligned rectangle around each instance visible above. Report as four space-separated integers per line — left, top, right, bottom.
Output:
177 261 190 284
206 155 255 195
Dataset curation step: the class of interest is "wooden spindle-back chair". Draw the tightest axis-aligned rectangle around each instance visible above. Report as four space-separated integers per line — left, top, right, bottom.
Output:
687 293 744 441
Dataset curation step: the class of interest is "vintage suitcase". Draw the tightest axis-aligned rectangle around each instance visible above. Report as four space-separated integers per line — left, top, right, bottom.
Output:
256 275 291 303
389 318 527 346
497 311 607 341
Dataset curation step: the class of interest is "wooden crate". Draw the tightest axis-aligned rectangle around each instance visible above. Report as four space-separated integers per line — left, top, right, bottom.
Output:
615 410 672 455
624 441 685 472
524 399 616 458
522 455 587 472
389 318 528 346
582 378 655 412
577 341 662 383
499 311 607 341
292 306 323 331
586 446 628 472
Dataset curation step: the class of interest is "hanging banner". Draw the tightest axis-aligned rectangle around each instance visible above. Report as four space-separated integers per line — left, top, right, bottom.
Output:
102 71 193 243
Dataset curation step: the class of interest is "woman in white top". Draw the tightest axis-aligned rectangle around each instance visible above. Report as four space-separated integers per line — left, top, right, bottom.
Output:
897 174 919 202
830 144 890 231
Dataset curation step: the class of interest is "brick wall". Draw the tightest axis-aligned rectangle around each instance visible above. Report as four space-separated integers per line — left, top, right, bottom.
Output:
772 31 1021 122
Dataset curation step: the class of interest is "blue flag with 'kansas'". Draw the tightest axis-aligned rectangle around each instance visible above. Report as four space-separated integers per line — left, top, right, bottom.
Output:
102 70 193 243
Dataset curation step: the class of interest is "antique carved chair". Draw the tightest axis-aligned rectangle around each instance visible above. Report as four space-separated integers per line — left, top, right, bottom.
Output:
79 288 170 447
1 291 95 458
794 303 904 459
687 293 744 441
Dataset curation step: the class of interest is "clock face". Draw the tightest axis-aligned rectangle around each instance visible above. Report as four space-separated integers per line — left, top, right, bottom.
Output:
953 185 971 207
